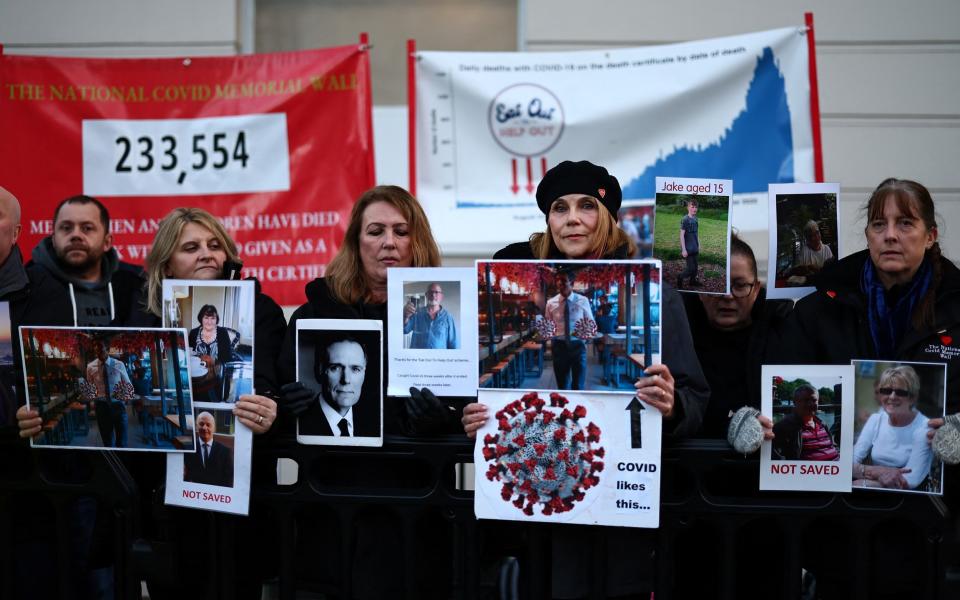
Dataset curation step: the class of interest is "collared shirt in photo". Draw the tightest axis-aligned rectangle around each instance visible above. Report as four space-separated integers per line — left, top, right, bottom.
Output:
545 292 594 339
320 396 355 437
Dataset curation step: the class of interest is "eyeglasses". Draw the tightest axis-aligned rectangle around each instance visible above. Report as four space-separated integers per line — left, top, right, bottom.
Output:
427 289 443 295
730 280 756 298
877 387 910 398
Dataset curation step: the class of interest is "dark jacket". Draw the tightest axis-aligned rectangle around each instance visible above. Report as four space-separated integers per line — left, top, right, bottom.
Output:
491 241 710 438
773 249 960 414
683 288 793 438
279 277 409 434
184 438 234 487
298 394 381 439
188 326 241 364
0 245 29 304
22 238 143 327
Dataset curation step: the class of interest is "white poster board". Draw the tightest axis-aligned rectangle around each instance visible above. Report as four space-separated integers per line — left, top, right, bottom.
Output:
767 182 841 300
21 326 196 453
296 319 384 447
653 176 732 295
387 267 479 396
162 280 256 514
760 364 853 492
164 405 253 515
474 389 662 528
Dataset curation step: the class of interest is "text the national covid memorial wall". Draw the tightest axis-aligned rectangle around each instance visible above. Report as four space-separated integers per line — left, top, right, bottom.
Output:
0 44 374 305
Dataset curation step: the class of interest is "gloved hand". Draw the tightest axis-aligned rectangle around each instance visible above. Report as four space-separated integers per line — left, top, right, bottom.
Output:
280 382 314 418
405 387 451 433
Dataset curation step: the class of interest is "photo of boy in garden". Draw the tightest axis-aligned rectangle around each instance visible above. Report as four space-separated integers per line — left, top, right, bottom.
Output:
653 178 731 295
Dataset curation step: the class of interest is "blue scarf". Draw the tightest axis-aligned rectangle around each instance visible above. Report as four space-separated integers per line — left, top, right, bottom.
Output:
861 258 932 359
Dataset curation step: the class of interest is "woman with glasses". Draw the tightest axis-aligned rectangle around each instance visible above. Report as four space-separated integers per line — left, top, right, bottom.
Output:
682 234 792 438
852 365 932 489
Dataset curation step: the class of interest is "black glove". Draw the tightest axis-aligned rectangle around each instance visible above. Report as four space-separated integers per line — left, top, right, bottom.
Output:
405 387 450 433
280 382 314 418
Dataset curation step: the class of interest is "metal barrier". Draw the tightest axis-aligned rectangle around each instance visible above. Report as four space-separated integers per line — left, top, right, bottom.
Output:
0 440 140 600
2 435 958 599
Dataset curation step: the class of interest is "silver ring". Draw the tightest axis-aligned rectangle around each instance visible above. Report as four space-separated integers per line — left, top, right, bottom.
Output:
257 415 264 425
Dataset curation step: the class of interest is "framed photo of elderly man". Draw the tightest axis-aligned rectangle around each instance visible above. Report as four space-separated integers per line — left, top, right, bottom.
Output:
767 182 841 300
851 360 946 495
387 267 479 397
760 364 854 492
165 405 254 515
296 319 383 447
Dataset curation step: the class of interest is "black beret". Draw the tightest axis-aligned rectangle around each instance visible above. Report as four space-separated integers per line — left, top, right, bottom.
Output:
535 160 622 221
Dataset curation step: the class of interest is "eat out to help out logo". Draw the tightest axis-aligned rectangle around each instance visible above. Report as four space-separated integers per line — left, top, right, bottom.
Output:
488 83 565 158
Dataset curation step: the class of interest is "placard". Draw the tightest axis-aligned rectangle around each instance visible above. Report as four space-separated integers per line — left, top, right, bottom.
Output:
296 319 383 447
387 267 478 396
767 182 841 300
21 326 195 452
162 279 256 406
164 405 253 515
653 176 731 295
474 389 661 528
851 359 946 495
477 260 661 393
760 364 853 492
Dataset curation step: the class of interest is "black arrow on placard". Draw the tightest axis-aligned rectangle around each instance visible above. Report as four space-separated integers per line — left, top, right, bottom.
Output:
626 396 645 448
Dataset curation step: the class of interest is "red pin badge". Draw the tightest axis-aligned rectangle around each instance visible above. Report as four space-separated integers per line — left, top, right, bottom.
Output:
941 335 953 346
826 290 837 299
598 188 606 199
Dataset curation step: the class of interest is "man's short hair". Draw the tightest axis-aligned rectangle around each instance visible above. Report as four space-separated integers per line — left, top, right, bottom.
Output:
686 198 698 208
793 384 819 402
196 411 215 427
314 335 368 381
54 195 110 231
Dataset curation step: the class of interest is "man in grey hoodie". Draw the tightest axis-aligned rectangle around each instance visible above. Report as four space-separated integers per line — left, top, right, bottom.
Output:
16 194 144 440
21 194 142 328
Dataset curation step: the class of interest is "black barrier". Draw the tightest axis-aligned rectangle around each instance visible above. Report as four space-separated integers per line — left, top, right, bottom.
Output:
247 435 960 600
0 440 140 600
3 435 959 599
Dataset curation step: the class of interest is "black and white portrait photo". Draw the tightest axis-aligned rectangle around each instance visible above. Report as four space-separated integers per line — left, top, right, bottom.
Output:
296 320 383 446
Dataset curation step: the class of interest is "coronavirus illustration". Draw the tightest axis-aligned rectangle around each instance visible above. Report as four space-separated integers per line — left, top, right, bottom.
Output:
482 391 604 516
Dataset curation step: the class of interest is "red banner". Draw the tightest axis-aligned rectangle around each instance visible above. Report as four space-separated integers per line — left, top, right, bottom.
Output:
0 44 375 306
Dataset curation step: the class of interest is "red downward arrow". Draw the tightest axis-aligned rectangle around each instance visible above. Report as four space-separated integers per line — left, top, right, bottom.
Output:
541 157 548 178
525 158 535 193
510 158 519 194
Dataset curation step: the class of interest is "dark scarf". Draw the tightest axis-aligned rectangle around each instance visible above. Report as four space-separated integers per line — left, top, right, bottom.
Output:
861 258 932 358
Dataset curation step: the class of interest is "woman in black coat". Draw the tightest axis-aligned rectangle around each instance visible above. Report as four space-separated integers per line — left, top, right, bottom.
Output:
772 178 960 599
464 160 710 442
462 160 710 598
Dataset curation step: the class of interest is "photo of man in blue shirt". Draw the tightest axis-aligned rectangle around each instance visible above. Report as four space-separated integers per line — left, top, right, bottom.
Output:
403 282 460 350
